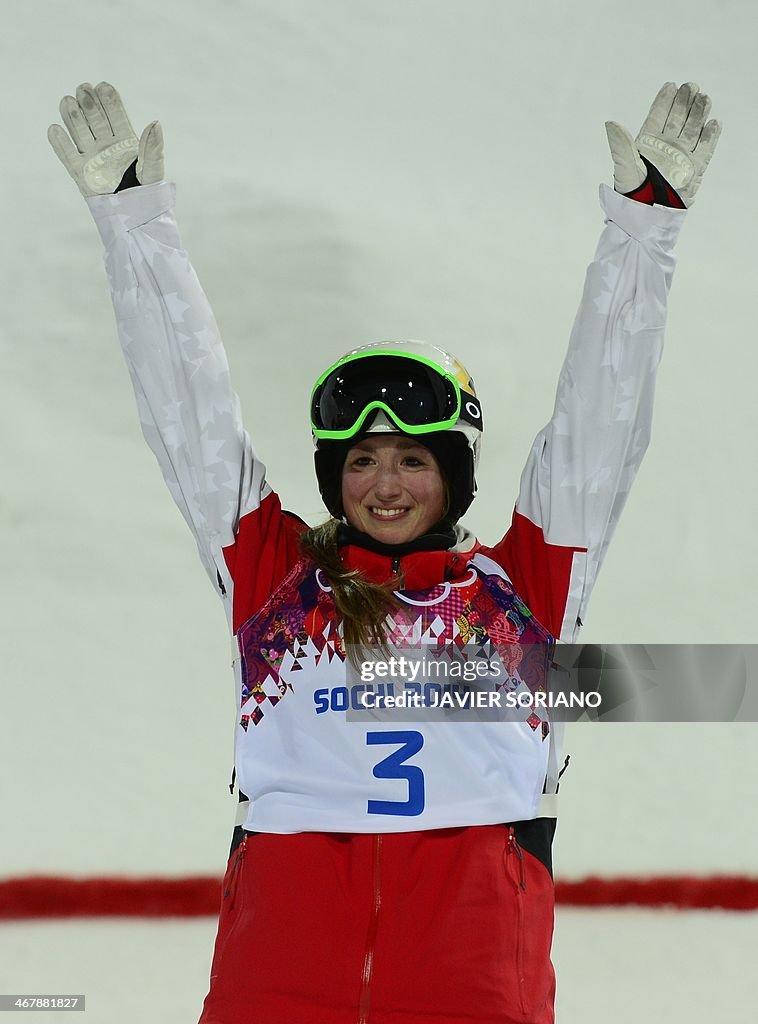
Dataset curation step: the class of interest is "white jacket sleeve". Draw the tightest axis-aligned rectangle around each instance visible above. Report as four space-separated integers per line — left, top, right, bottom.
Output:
86 181 272 604
492 186 687 647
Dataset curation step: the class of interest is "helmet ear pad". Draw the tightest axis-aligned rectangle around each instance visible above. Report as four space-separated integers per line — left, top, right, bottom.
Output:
314 431 475 524
314 440 354 520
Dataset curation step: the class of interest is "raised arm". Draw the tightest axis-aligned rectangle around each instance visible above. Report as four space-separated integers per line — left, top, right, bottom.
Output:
485 83 721 644
49 83 304 629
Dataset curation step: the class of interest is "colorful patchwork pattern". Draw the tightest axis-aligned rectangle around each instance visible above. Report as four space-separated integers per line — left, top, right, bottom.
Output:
236 560 554 730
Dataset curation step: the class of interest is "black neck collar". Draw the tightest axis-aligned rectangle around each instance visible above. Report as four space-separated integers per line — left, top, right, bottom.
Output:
337 522 457 557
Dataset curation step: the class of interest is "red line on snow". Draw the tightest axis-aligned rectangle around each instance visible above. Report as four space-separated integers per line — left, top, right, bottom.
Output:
555 876 758 912
0 877 222 920
1 875 758 919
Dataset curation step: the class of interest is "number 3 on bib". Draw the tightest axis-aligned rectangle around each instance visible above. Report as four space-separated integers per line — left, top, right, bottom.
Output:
366 730 425 816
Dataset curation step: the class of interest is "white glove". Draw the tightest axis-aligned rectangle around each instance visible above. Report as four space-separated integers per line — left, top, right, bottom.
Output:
605 82 721 206
48 82 164 197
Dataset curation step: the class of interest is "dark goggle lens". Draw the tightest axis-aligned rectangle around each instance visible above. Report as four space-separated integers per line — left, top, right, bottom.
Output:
313 356 458 432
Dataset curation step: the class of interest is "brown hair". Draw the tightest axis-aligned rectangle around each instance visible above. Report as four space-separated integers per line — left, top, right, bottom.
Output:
298 518 400 660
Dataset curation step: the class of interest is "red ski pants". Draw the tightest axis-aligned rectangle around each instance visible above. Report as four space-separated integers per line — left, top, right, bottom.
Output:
198 823 555 1024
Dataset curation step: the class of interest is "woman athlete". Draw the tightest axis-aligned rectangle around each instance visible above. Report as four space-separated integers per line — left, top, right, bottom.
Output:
49 81 720 1024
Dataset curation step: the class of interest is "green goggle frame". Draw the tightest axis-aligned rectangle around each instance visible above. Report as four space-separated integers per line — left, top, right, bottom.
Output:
311 350 481 441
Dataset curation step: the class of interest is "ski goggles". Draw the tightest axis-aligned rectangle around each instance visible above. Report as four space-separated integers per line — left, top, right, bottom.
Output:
310 351 483 440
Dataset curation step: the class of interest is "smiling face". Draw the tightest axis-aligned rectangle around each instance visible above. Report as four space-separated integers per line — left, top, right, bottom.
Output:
341 435 447 544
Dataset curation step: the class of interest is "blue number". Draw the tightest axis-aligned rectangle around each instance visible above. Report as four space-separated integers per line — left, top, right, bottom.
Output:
366 731 425 816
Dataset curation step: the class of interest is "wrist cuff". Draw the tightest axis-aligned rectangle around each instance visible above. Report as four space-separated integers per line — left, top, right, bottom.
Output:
624 156 686 209
86 180 176 248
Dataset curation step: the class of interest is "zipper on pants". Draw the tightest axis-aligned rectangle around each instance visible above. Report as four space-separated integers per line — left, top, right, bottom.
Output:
506 826 528 1016
224 834 247 906
358 834 383 1024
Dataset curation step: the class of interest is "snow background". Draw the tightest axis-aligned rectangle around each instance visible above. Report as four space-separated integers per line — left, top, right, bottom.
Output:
2 910 757 1024
1 0 756 1020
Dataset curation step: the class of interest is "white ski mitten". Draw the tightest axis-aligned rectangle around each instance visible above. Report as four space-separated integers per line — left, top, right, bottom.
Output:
48 82 164 197
605 82 721 207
